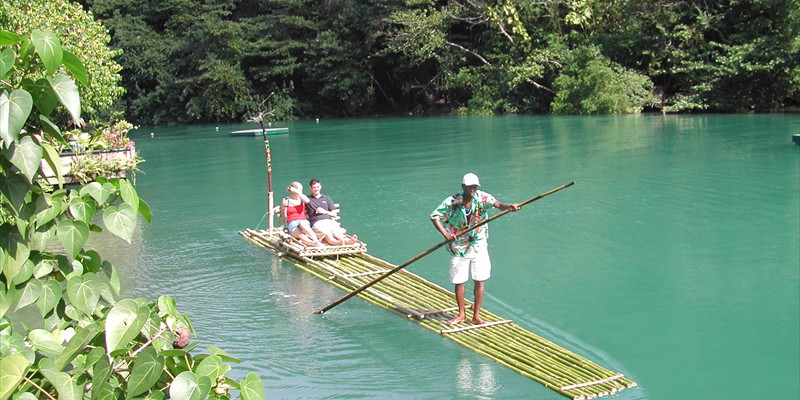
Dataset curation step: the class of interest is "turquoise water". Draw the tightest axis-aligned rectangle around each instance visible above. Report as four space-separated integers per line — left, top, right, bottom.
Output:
103 115 797 399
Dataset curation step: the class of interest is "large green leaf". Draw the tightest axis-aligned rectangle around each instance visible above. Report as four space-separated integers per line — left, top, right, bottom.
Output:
0 88 33 147
105 299 147 354
80 182 110 205
39 359 81 400
169 371 202 400
195 355 229 383
33 260 55 278
119 179 139 211
1 226 30 283
138 198 152 223
69 195 97 224
48 74 81 124
240 372 265 400
31 81 59 119
11 258 34 285
0 48 14 79
0 353 29 400
36 279 62 317
66 273 102 317
0 173 30 212
39 115 65 143
0 30 21 46
41 142 64 187
28 328 64 357
56 219 89 259
7 135 43 183
34 192 60 226
103 204 137 243
31 29 63 74
127 346 165 398
91 348 112 400
0 286 12 319
62 50 88 86
55 321 102 371
15 278 42 311
32 224 54 251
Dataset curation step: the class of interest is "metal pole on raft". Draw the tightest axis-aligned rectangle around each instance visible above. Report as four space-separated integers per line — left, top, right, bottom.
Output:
260 121 275 235
314 181 576 314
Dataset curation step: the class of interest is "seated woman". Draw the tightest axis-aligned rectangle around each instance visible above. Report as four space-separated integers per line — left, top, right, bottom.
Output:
281 182 321 247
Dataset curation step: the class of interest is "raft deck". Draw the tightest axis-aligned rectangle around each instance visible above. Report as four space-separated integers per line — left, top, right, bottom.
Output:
240 228 637 399
229 127 289 137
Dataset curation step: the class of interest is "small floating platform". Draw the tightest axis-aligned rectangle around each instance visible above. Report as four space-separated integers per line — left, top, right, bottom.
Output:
229 127 289 137
240 228 637 399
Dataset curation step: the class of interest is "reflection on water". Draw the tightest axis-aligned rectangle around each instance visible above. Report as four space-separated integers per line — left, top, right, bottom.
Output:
456 357 499 397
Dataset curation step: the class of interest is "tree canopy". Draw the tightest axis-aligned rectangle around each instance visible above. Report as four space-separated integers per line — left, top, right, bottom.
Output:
80 0 799 122
0 0 124 117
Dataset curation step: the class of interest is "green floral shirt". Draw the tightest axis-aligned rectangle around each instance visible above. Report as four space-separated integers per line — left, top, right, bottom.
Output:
430 190 497 256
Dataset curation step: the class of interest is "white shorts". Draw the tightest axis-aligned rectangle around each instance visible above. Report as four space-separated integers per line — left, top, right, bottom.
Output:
312 219 345 237
449 241 491 284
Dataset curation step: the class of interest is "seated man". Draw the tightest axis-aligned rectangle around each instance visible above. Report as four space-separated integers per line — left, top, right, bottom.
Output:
306 179 357 245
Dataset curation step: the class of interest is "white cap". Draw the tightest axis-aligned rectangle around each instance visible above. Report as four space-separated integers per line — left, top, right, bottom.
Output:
462 173 480 186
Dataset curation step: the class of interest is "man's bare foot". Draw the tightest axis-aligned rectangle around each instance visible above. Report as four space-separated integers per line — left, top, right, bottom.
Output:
471 316 484 325
447 315 466 326
344 235 358 245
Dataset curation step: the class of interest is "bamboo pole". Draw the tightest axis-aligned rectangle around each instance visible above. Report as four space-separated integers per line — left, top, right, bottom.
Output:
259 121 275 235
314 181 575 314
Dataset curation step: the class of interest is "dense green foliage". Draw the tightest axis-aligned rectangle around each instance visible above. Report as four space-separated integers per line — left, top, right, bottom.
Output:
81 0 798 122
0 0 124 116
1 25 264 400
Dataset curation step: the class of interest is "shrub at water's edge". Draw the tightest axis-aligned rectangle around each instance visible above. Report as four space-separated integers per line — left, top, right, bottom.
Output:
0 26 264 400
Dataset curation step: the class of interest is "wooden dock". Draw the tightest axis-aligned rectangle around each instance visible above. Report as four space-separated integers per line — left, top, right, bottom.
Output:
239 228 637 399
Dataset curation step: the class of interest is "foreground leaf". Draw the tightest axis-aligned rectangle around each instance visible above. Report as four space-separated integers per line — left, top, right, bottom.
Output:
36 278 62 317
103 204 136 243
67 273 102 317
127 346 165 398
0 89 33 147
28 328 64 357
55 321 103 371
0 354 30 400
39 359 81 400
62 50 88 86
31 29 62 75
56 219 89 259
0 48 13 79
169 371 202 400
195 355 229 383
8 135 42 183
105 299 147 354
240 372 265 400
48 74 80 125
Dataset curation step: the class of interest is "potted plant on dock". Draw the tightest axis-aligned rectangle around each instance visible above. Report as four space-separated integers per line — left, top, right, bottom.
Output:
39 119 141 185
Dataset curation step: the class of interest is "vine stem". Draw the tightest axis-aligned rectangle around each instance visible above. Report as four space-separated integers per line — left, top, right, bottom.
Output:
23 375 57 400
112 326 169 372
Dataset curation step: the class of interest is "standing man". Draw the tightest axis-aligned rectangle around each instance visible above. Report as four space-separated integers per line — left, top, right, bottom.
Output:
431 173 520 325
307 179 357 245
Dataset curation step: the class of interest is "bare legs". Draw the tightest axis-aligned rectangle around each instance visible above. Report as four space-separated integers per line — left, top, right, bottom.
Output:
292 225 320 246
472 280 484 324
447 283 467 325
447 280 484 325
318 228 358 245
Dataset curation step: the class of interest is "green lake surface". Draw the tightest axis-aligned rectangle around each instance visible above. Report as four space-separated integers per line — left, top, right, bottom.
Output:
107 114 798 399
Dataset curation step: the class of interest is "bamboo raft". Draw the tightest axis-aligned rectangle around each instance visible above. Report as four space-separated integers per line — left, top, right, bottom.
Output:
239 228 637 399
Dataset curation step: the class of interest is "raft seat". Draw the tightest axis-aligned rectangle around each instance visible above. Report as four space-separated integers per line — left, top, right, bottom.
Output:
259 229 367 257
